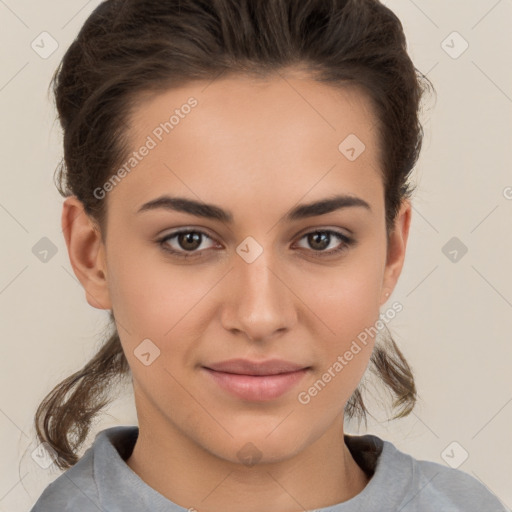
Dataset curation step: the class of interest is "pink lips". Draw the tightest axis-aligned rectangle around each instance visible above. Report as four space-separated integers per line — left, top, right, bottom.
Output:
202 358 310 401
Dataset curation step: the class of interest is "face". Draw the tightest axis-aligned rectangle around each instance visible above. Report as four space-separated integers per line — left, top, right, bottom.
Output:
67 73 410 465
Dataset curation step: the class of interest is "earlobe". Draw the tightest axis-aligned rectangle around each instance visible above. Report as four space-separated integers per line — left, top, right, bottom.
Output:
61 196 112 310
381 199 412 304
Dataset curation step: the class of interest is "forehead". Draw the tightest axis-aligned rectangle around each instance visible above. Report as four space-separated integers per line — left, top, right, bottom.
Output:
108 74 384 217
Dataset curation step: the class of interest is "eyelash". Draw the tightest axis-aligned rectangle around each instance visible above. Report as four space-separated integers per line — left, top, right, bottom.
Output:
156 228 356 260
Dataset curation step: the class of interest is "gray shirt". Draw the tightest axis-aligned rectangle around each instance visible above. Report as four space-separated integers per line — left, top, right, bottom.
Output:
30 425 507 511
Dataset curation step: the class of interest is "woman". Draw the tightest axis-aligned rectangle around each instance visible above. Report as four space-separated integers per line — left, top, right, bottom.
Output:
30 0 507 510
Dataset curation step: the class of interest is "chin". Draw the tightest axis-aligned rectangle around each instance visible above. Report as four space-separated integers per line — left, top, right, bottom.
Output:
205 426 309 467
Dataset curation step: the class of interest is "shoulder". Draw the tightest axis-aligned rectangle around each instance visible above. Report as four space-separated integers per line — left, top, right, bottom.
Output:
381 439 507 511
29 448 102 511
29 426 139 512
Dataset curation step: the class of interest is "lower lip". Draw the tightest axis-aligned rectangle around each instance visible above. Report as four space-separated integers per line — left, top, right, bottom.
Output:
202 368 309 401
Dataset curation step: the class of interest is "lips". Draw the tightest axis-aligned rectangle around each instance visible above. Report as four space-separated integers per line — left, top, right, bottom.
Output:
202 359 311 401
203 358 309 376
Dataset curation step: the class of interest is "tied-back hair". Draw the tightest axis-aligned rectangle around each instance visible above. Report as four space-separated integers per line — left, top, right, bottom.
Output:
35 0 435 470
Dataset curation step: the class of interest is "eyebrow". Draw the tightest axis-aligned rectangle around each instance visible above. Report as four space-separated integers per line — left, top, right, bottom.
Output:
136 194 371 223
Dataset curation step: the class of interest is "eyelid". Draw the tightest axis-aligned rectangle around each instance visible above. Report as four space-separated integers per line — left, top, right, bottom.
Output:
293 224 352 240
158 228 220 250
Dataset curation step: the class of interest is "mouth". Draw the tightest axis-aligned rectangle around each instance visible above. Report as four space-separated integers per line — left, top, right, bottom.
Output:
203 358 310 376
202 359 311 401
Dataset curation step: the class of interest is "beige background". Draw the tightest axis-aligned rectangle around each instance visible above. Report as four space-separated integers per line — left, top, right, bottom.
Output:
0 0 511 510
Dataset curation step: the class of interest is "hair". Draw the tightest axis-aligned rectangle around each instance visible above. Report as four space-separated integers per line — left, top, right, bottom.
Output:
35 0 435 470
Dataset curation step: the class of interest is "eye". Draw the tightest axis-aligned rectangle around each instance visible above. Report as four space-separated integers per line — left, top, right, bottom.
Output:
157 229 218 259
294 229 355 258
156 228 356 260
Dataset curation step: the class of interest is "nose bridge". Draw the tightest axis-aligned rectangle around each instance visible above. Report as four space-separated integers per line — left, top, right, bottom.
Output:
241 250 279 303
226 238 296 340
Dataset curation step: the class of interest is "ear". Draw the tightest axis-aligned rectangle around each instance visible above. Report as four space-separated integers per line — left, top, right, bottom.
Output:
61 196 112 310
380 199 412 305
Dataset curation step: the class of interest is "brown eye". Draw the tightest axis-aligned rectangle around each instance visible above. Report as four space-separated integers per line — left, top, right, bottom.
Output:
158 229 217 258
307 231 331 250
177 231 202 251
295 229 355 258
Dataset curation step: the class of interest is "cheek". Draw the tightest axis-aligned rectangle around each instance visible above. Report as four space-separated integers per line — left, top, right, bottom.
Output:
106 249 196 332
294 270 380 415
292 245 386 406
105 250 220 370
302 255 385 343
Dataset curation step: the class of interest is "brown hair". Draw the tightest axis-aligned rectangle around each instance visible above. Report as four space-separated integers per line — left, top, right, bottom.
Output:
35 0 434 470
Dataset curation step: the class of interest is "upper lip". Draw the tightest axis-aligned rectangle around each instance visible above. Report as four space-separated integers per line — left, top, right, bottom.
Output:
203 358 309 376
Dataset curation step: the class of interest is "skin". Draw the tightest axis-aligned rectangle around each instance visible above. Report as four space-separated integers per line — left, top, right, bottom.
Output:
62 72 411 512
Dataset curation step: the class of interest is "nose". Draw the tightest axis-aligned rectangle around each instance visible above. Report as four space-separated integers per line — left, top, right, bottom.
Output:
220 247 298 342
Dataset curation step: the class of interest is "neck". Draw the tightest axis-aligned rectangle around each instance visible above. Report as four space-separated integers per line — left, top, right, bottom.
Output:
126 412 369 512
